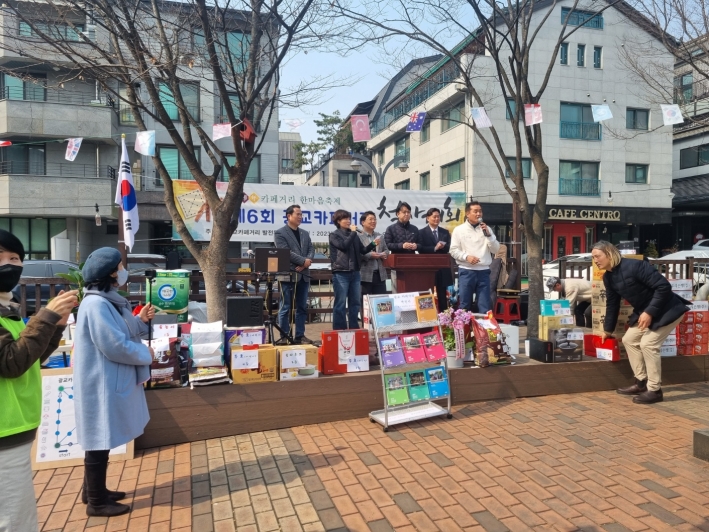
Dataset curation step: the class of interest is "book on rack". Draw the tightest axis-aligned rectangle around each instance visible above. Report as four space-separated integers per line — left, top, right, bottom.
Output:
378 337 406 368
406 370 430 402
401 333 427 363
372 297 396 327
385 373 410 406
415 294 437 322
422 331 446 361
425 366 449 398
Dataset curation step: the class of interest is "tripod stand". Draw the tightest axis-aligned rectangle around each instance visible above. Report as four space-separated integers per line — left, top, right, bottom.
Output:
257 271 296 345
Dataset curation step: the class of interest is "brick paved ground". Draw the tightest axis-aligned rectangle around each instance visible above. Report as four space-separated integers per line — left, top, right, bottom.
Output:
34 382 709 531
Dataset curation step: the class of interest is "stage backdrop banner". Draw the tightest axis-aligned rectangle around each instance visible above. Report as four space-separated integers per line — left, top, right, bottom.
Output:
171 181 468 243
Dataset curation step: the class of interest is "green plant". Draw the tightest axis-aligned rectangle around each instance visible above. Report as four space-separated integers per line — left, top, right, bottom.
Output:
56 263 85 303
644 241 659 259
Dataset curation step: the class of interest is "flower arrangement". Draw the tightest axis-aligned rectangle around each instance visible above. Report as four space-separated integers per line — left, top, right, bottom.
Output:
438 308 475 356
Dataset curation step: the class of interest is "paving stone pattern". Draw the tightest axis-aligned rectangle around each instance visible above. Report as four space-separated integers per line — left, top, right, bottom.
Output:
32 382 709 531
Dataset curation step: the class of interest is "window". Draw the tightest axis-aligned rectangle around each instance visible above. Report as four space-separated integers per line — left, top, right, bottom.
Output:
0 217 66 259
219 93 241 122
395 136 410 163
506 157 532 179
0 143 45 174
674 72 693 103
338 172 357 187
441 101 465 132
626 108 649 130
1 73 46 101
560 103 600 140
394 179 410 190
377 149 384 166
593 46 602 68
560 43 569 65
420 172 430 190
505 98 516 120
360 174 371 187
19 21 84 41
559 160 600 196
420 121 430 143
157 146 201 182
119 85 136 125
561 7 604 29
281 158 293 170
577 44 586 67
679 144 709 170
625 164 648 184
441 160 464 185
221 155 260 183
158 81 200 121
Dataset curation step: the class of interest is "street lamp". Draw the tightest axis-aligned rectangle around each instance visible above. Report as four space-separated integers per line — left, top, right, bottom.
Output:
349 153 408 189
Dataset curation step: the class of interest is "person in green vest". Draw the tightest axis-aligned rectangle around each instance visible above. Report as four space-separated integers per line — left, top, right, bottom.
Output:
0 229 78 532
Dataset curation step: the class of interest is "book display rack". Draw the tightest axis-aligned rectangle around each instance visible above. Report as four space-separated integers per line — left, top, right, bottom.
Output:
368 291 453 431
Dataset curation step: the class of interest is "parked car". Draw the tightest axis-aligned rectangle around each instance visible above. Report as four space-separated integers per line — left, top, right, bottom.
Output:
650 250 709 292
127 254 166 296
693 239 709 250
310 252 331 270
11 260 78 314
542 253 593 297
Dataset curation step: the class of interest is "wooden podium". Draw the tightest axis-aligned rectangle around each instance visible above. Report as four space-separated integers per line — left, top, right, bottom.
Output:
384 254 453 293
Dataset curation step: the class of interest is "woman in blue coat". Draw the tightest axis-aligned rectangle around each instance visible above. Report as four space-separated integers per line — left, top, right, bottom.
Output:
73 248 155 517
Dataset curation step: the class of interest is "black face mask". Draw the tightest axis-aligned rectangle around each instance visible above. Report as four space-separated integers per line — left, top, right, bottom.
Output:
0 264 23 293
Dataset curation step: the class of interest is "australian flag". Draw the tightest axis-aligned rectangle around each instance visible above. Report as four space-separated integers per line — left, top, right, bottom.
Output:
406 111 427 132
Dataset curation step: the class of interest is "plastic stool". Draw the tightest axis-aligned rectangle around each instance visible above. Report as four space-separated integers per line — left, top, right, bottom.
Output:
495 297 521 324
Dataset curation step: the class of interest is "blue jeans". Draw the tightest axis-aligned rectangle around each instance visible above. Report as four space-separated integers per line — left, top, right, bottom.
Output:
458 268 492 314
278 278 309 338
333 271 361 330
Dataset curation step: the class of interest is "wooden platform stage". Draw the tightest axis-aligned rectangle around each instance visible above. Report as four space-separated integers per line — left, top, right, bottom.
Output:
135 355 709 449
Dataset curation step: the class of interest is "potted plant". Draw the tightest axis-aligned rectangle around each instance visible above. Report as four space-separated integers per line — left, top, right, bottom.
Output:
438 308 475 368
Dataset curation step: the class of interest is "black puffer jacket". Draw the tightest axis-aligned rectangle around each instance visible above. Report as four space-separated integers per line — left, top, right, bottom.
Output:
603 257 689 332
384 221 419 254
329 229 376 272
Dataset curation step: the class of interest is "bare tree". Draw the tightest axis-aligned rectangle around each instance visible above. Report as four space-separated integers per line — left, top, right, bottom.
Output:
336 0 627 337
0 0 342 321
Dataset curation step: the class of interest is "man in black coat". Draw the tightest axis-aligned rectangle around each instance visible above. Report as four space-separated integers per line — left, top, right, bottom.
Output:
384 202 419 254
418 208 452 310
592 241 688 404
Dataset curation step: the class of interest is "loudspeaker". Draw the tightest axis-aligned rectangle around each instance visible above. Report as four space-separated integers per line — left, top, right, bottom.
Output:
226 296 264 327
166 251 181 270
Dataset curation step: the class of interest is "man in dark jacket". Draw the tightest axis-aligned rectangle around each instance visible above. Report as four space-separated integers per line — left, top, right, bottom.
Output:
418 208 453 310
0 229 78 530
329 210 377 330
592 241 688 404
384 202 419 254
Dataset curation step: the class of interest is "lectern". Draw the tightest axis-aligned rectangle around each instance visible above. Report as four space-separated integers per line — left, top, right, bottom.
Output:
384 254 453 294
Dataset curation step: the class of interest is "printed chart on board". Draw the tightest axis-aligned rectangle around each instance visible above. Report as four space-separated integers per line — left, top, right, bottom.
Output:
35 374 126 464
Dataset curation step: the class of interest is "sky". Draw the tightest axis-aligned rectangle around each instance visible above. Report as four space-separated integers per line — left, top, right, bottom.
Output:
278 47 390 145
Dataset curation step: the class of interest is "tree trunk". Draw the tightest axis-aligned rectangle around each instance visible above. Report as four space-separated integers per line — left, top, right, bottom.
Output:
198 208 232 323
525 230 544 339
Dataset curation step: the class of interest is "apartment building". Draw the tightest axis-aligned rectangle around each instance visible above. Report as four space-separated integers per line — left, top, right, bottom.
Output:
278 132 307 185
0 1 278 262
355 1 674 261
670 38 709 250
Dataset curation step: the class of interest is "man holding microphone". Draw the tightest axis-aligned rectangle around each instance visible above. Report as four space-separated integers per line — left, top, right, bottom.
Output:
450 201 500 313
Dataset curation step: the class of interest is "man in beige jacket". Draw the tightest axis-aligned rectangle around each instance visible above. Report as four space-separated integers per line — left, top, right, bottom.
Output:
547 276 592 327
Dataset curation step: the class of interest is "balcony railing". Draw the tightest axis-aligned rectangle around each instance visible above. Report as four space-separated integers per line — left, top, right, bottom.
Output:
559 177 601 196
396 147 410 163
560 121 601 140
0 161 115 179
0 86 113 107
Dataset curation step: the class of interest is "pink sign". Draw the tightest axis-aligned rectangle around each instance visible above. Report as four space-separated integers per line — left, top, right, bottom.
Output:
524 104 543 126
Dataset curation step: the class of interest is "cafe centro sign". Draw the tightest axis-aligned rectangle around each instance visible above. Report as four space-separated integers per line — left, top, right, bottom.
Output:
548 208 621 221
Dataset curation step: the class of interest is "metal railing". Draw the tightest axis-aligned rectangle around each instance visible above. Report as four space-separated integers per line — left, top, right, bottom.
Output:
558 177 601 196
0 161 115 179
560 121 601 140
0 86 113 107
395 147 410 164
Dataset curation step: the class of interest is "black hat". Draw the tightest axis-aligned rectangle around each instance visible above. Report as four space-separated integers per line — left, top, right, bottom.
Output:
0 229 25 259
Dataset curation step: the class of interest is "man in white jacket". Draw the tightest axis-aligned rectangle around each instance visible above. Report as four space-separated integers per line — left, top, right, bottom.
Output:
450 201 500 313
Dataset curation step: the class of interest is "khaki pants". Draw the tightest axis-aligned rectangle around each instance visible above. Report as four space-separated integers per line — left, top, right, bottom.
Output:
621 316 683 391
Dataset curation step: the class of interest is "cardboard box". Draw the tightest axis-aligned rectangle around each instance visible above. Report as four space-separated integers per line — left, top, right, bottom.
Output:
592 263 605 281
679 324 694 335
230 346 278 384
278 345 319 380
540 300 571 317
320 330 370 375
694 344 709 355
692 302 709 312
539 316 575 340
669 279 692 291
548 329 584 362
693 333 709 346
224 327 267 361
675 291 693 301
499 324 520 356
660 346 677 357
662 334 677 347
584 335 621 361
683 312 709 324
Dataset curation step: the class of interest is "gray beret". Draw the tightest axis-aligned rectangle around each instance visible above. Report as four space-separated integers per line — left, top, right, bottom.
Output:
82 247 122 283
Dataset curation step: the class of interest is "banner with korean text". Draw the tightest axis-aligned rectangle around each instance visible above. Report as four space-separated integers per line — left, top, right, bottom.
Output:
171 181 467 243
